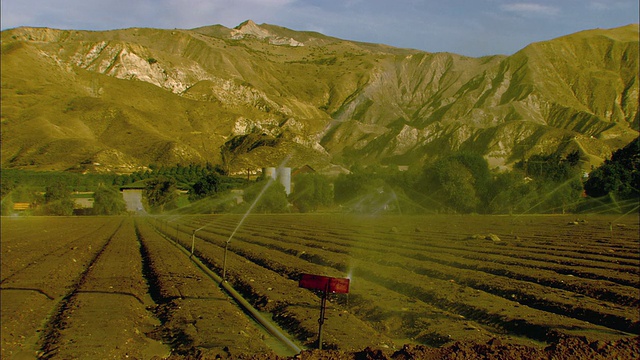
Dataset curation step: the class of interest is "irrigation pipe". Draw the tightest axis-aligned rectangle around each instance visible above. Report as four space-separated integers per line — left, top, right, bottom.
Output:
154 222 303 355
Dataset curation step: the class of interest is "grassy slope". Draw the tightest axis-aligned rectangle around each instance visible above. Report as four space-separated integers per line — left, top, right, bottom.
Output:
321 25 639 168
1 24 638 172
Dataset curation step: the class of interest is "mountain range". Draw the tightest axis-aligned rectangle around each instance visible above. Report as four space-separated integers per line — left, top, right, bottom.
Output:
1 21 638 174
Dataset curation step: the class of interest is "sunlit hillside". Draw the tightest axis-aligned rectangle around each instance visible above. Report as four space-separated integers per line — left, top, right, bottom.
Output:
1 22 637 173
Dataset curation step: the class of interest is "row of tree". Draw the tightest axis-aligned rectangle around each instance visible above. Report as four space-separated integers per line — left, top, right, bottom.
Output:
0 163 229 192
0 163 240 215
272 140 635 215
584 138 639 200
0 182 126 216
2 138 636 215
118 162 227 188
180 149 587 215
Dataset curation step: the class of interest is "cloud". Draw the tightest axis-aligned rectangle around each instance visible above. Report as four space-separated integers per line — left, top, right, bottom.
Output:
588 0 636 11
1 0 298 30
1 0 636 57
500 2 560 17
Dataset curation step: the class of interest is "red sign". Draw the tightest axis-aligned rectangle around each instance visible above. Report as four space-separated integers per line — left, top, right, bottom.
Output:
299 274 350 294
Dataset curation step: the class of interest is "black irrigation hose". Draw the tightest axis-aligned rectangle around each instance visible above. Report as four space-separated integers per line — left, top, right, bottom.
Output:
150 220 303 355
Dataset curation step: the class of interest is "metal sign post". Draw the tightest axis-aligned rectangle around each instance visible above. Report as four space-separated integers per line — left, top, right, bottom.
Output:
299 274 350 350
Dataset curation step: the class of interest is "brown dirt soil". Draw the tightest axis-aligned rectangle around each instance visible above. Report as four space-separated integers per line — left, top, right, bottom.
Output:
1 213 638 359
136 220 275 358
1 216 125 358
279 335 640 360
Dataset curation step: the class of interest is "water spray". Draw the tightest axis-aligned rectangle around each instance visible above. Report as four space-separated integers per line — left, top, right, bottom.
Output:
609 203 639 240
164 215 181 244
191 224 207 257
190 229 197 257
222 155 292 281
222 177 275 281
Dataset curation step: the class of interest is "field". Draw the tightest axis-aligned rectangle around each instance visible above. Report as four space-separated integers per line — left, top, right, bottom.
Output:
1 213 639 359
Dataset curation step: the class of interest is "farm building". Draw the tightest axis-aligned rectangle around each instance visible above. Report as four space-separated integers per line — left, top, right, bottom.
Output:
71 192 94 215
119 182 146 213
73 198 94 208
262 167 292 195
121 187 145 213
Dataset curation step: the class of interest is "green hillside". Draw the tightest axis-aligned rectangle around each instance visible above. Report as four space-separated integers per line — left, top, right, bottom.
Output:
1 22 638 174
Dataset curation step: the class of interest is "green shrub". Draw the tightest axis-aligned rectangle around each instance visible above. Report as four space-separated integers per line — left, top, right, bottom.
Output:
93 186 127 215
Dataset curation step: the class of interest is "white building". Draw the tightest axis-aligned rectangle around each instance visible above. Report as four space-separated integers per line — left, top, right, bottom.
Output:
263 167 291 195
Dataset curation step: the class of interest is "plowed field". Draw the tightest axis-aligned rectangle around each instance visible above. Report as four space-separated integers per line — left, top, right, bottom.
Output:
1 214 639 359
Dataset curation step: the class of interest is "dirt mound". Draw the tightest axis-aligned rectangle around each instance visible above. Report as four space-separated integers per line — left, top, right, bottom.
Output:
215 335 639 360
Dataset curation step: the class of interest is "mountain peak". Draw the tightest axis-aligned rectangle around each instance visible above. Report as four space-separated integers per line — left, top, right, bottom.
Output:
235 19 258 28
231 19 304 46
232 19 272 39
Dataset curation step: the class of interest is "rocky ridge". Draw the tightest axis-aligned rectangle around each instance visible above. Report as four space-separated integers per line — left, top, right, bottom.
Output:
0 22 637 173
231 20 304 47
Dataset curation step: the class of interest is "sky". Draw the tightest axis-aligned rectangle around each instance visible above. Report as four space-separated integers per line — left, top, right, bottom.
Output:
1 0 638 57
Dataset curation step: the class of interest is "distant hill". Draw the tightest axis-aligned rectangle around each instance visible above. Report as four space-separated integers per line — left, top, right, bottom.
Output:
1 21 637 174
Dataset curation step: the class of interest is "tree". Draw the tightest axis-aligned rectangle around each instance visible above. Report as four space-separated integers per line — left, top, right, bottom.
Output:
143 177 178 213
432 160 479 213
1 179 16 199
243 180 289 213
92 185 126 215
1 196 14 216
510 150 586 213
539 177 584 214
453 152 492 203
44 182 71 203
416 153 489 213
190 173 222 200
584 138 639 200
290 173 333 212
518 152 581 183
486 170 536 214
333 171 383 205
566 150 581 167
1 180 16 215
40 182 74 215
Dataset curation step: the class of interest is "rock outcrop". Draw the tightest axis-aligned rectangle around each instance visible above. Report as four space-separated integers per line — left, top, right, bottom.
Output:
0 22 637 172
